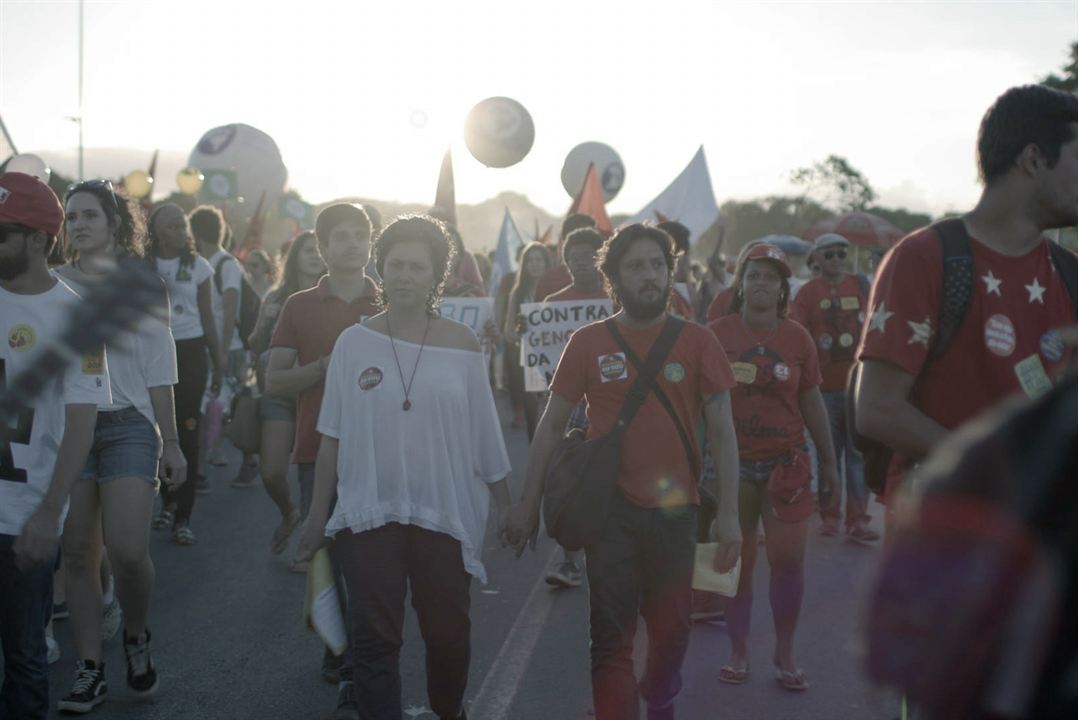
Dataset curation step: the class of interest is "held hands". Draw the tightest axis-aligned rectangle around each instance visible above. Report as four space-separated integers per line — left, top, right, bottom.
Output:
506 501 540 558
14 507 60 572
709 517 743 574
159 440 187 490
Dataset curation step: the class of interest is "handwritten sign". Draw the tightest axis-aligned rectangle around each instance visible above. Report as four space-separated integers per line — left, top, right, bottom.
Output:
440 297 495 357
520 299 614 391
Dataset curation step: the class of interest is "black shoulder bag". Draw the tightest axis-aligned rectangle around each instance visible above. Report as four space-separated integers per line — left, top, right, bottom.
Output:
543 317 684 551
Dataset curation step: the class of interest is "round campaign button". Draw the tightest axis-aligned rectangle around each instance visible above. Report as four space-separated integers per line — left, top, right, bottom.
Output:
358 367 384 391
984 314 1016 357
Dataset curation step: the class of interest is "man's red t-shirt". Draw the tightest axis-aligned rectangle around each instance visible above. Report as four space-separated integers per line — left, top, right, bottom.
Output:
550 317 735 509
534 265 572 304
269 275 380 464
710 316 821 462
858 228 1077 488
791 274 868 392
669 289 694 321
705 286 737 323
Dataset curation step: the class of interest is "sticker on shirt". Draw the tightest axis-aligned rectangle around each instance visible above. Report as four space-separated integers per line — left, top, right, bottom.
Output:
984 314 1016 357
818 334 833 350
819 299 832 310
1014 354 1053 399
358 366 384 391
7 324 35 352
1040 329 1065 363
81 350 105 375
598 353 628 383
840 296 860 311
663 362 685 383
173 304 184 316
176 265 192 282
731 362 758 385
839 333 854 348
774 363 790 382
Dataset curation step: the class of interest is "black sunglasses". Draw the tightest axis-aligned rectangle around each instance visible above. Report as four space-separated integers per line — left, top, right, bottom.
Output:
822 249 848 260
66 178 120 213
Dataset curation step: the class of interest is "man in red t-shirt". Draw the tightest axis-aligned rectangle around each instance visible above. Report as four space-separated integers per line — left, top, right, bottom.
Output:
266 202 380 718
533 212 598 302
856 85 1078 513
790 232 876 541
509 223 741 720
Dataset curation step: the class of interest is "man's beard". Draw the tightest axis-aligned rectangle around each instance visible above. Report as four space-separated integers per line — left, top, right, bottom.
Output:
619 282 670 321
0 237 30 281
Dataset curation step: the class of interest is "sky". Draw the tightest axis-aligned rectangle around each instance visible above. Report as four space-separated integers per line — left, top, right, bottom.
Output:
1 0 1076 219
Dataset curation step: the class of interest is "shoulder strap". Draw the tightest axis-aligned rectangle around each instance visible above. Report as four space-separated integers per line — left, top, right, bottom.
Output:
606 317 700 480
212 254 226 294
930 217 975 360
857 273 871 300
1046 240 1078 313
604 317 684 442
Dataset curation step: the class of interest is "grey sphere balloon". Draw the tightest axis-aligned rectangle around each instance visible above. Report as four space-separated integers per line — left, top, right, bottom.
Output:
464 97 535 168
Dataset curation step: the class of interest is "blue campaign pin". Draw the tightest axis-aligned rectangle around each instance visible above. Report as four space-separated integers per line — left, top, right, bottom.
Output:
1040 329 1065 363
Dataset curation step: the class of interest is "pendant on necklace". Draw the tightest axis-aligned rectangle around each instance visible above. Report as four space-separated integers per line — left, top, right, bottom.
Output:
758 345 765 355
402 400 412 411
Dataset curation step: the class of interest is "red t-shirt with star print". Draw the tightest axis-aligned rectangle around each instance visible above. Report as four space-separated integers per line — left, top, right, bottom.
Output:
857 226 1077 489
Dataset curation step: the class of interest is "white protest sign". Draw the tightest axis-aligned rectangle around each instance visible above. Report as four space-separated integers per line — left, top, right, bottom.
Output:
520 299 614 391
440 297 495 357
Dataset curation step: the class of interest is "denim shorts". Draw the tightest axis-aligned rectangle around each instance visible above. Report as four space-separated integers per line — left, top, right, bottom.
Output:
80 406 159 484
259 393 295 423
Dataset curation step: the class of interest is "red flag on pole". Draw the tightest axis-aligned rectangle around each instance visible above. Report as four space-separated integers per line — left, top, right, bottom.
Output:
568 163 612 236
431 148 457 226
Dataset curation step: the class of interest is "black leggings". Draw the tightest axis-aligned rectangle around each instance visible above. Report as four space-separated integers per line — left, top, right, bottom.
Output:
161 337 208 525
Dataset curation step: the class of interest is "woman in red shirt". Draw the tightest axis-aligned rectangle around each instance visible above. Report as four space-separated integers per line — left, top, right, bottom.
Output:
709 244 838 692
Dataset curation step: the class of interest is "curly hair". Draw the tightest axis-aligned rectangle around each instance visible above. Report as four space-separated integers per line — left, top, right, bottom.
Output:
146 203 197 272
728 258 791 319
373 214 455 315
597 223 674 306
63 180 146 260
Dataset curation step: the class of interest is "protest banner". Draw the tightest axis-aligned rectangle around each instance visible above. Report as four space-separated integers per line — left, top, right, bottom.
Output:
440 297 495 357
520 299 614 391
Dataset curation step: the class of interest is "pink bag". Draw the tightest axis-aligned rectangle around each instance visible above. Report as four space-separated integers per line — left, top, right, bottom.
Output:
203 397 224 449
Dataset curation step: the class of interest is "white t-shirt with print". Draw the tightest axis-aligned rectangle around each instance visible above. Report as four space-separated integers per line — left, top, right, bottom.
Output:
0 279 112 535
154 255 213 341
317 324 511 583
206 249 243 352
59 273 178 428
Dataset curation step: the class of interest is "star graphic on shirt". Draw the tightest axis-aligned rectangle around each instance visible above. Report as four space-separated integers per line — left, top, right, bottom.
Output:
1025 277 1046 304
868 302 895 334
981 270 1002 296
907 317 933 347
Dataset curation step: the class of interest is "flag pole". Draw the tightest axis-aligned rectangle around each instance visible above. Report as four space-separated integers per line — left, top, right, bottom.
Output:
78 0 84 180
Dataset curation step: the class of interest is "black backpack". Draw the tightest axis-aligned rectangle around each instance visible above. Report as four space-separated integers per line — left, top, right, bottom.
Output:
848 218 1078 494
213 254 262 351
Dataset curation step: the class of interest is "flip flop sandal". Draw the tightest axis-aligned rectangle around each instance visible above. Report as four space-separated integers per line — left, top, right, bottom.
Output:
172 525 197 546
774 667 809 692
152 509 174 530
718 664 750 685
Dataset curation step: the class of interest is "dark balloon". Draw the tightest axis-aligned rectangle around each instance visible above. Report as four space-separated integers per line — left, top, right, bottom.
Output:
464 97 535 168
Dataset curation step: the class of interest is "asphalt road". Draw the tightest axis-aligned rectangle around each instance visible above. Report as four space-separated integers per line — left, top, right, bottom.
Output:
42 397 896 720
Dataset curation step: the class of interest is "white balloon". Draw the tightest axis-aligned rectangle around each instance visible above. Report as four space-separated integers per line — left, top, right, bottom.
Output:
6 154 51 183
561 142 625 202
187 124 287 231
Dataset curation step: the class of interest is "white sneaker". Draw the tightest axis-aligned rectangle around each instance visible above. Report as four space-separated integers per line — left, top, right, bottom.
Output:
102 597 123 641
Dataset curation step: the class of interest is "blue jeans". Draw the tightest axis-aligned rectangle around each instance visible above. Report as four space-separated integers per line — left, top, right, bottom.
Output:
585 492 697 720
0 534 54 720
820 390 870 527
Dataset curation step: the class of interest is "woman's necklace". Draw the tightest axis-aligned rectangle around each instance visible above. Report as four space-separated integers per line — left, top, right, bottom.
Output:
740 314 780 355
386 313 432 411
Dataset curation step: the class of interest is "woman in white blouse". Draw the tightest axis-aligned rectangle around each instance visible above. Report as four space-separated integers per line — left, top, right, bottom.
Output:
297 215 511 720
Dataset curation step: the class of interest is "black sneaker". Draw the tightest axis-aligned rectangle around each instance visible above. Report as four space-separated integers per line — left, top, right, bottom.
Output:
332 682 359 720
123 630 159 698
52 600 69 620
321 648 343 684
58 659 107 714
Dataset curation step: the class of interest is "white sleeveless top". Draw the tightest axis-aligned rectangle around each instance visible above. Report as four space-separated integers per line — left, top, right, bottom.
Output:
317 323 511 583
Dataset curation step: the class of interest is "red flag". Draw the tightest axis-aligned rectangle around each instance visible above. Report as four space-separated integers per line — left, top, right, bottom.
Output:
237 191 267 261
653 210 670 224
431 148 457 226
568 163 612 236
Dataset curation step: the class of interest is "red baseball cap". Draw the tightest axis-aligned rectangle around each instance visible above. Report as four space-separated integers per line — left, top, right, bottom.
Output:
0 172 64 236
743 243 791 278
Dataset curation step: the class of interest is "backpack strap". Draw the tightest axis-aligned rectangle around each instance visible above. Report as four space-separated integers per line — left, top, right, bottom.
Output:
604 317 685 442
930 218 975 360
606 317 701 482
1046 240 1078 314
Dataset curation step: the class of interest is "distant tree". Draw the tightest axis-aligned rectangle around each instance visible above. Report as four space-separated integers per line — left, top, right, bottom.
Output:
1041 41 1078 93
865 205 933 233
712 195 832 258
790 155 877 212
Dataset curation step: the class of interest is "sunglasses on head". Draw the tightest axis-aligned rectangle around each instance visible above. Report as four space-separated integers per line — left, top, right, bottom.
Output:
822 249 847 260
66 178 120 213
